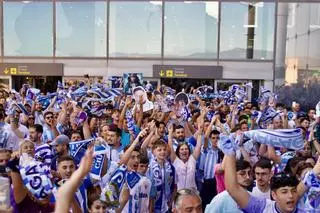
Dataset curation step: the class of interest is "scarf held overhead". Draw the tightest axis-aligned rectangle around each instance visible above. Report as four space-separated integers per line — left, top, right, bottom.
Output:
243 128 304 150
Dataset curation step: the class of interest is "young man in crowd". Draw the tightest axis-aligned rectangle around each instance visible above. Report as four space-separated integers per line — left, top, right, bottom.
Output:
252 158 273 199
147 140 176 213
42 111 59 143
205 159 252 212
29 124 52 166
223 143 320 213
50 134 70 171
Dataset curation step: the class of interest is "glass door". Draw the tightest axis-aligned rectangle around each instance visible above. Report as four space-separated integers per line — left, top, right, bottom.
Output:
0 76 11 90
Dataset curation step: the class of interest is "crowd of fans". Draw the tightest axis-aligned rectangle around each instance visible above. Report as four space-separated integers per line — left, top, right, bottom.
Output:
0 79 319 213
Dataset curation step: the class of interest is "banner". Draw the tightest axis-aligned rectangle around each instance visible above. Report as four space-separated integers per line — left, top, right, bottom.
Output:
244 128 304 150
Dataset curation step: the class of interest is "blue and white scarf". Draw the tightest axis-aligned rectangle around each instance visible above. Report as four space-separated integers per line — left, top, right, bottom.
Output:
303 170 320 209
69 138 94 165
243 128 304 150
90 145 108 180
19 154 53 200
147 159 175 212
101 165 141 210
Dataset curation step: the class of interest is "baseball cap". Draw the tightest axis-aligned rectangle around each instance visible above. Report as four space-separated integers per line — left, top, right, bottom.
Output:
50 135 70 146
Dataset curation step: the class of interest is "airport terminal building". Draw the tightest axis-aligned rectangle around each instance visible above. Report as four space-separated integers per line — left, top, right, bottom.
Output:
0 0 318 101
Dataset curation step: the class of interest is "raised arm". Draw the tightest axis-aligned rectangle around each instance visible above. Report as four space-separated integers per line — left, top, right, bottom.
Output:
55 146 94 213
119 129 148 165
141 121 157 151
119 96 131 129
267 145 281 163
82 118 92 140
168 124 176 162
7 159 28 204
192 132 202 160
57 101 68 125
225 154 250 208
136 95 144 128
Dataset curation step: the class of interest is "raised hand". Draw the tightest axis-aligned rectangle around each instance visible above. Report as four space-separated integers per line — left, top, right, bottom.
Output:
78 146 94 178
218 135 236 156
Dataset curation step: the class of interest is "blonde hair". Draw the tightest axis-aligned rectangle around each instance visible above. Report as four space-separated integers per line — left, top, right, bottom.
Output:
19 139 35 155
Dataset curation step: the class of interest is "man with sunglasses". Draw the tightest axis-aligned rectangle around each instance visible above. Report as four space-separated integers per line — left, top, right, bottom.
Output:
42 111 59 143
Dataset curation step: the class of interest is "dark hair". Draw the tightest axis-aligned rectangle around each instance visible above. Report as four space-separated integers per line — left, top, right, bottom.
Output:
236 159 252 172
139 152 149 164
307 108 316 114
209 130 220 138
299 117 309 124
31 124 43 134
175 143 191 159
57 155 75 165
174 125 184 131
239 115 248 123
276 103 285 109
284 156 305 175
108 124 121 136
254 158 272 171
270 173 299 191
155 121 165 128
87 186 102 209
44 111 53 118
295 162 313 178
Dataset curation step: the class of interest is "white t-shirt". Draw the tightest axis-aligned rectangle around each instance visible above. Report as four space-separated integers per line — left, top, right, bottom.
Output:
4 124 29 151
123 176 152 213
252 186 271 200
173 155 197 190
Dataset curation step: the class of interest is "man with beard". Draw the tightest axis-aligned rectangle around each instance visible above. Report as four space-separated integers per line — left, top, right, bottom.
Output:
173 125 196 151
252 158 272 199
50 134 70 171
29 124 52 166
205 159 252 212
105 124 124 163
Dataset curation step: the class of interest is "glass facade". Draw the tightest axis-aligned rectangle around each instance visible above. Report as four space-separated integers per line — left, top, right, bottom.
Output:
2 0 320 92
3 1 53 56
56 1 107 57
0 0 277 60
164 1 218 58
109 1 162 57
220 2 274 59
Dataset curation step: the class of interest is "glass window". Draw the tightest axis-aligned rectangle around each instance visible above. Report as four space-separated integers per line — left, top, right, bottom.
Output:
220 2 275 60
164 1 218 58
56 2 107 57
3 1 53 56
109 1 162 57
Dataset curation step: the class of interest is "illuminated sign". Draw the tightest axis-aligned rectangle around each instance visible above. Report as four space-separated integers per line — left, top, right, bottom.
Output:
153 65 223 79
1 63 63 76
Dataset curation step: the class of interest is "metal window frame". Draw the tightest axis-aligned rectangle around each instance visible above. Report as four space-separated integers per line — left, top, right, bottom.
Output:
0 0 280 70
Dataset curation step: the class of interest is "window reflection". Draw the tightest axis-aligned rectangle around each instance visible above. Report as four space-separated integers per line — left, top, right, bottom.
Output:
220 2 274 60
3 1 53 56
164 1 218 58
109 1 162 57
56 2 106 57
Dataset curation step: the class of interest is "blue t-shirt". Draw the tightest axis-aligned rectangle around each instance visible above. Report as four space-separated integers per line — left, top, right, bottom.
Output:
121 126 141 148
